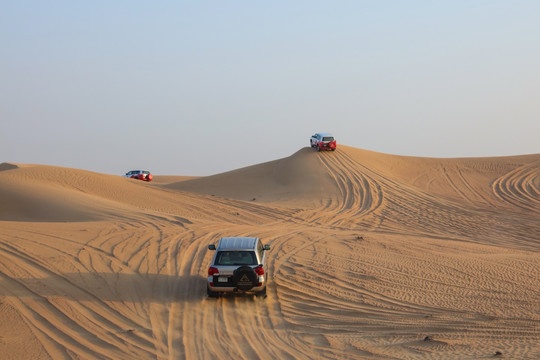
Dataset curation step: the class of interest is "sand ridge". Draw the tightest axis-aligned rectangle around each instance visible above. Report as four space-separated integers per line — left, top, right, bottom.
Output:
0 147 539 359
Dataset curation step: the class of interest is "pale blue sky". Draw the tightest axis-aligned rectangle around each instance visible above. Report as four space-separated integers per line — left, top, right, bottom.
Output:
2 1 539 175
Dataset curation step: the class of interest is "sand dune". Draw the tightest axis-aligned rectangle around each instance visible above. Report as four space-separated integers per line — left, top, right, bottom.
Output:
1 146 539 359
165 148 340 206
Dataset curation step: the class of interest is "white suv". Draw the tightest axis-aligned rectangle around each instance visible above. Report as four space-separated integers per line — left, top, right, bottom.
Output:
207 237 270 298
310 132 337 151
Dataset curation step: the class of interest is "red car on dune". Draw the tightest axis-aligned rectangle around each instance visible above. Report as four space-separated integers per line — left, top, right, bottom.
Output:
123 170 153 182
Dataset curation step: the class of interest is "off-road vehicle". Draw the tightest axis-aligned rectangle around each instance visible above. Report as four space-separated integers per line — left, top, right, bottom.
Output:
207 237 270 298
123 170 153 181
310 132 337 151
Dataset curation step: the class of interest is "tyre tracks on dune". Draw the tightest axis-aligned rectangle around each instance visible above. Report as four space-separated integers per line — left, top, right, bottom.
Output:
0 224 159 360
303 149 540 249
157 152 540 358
0 197 310 360
3 153 540 359
178 227 331 360
266 231 540 358
492 160 540 213
307 149 472 237
304 149 478 237
300 150 384 230
441 166 497 207
0 219 236 360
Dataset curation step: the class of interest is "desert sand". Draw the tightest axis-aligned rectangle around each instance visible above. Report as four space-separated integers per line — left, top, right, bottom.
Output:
1 145 539 359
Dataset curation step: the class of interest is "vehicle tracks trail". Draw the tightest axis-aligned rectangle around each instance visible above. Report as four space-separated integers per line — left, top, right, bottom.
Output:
298 150 384 230
2 152 540 359
492 159 540 214
304 148 471 237
441 165 497 207
252 228 540 360
303 148 540 249
179 226 337 360
0 221 165 360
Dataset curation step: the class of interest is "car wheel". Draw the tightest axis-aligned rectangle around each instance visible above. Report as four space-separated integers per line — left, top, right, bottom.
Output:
233 266 258 291
255 286 267 298
207 285 219 298
316 145 321 152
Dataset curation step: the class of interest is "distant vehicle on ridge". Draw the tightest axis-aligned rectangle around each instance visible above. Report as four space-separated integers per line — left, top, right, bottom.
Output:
310 132 337 151
123 170 153 182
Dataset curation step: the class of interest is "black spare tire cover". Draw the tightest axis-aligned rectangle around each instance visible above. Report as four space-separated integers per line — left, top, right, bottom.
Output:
233 266 258 291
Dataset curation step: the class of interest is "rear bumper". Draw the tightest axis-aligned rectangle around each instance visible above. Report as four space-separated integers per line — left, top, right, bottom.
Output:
319 142 337 150
208 276 266 293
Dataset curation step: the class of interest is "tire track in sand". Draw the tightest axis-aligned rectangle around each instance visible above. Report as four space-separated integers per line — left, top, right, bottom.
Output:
492 160 540 213
0 238 155 360
177 227 321 360
308 149 540 248
298 150 384 230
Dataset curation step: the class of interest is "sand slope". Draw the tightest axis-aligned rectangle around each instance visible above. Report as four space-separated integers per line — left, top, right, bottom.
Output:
165 148 340 206
1 147 539 359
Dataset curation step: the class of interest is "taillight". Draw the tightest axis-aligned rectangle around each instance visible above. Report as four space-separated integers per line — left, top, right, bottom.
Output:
208 267 219 276
254 266 264 276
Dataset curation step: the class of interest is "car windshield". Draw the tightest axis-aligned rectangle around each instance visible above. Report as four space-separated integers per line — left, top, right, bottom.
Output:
323 136 334 141
215 251 257 265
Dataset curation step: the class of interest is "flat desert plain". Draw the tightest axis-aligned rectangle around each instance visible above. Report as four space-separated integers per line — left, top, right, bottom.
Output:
1 145 539 360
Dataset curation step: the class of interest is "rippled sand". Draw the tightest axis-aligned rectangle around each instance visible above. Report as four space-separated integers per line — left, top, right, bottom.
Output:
1 146 539 359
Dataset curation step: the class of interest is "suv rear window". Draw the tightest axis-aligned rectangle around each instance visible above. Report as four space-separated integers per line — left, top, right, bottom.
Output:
215 251 257 265
322 137 334 141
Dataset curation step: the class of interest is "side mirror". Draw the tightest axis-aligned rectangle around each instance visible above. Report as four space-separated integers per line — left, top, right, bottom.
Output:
263 245 270 251
208 244 216 250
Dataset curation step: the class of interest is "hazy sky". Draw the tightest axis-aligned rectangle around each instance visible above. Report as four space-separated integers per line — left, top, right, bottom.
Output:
2 1 539 175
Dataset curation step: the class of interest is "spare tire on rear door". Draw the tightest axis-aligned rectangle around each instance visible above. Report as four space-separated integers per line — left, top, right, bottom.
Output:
233 266 258 291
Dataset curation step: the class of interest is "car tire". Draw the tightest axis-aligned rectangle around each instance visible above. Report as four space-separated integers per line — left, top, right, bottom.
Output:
233 266 258 291
255 286 267 298
207 285 219 298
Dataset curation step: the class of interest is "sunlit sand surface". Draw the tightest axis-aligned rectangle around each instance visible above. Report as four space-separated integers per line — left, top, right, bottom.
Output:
1 146 539 359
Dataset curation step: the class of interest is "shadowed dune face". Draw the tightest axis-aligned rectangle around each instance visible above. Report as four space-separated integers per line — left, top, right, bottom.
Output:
165 148 341 206
0 164 252 223
1 148 539 359
0 180 107 222
0 162 20 172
